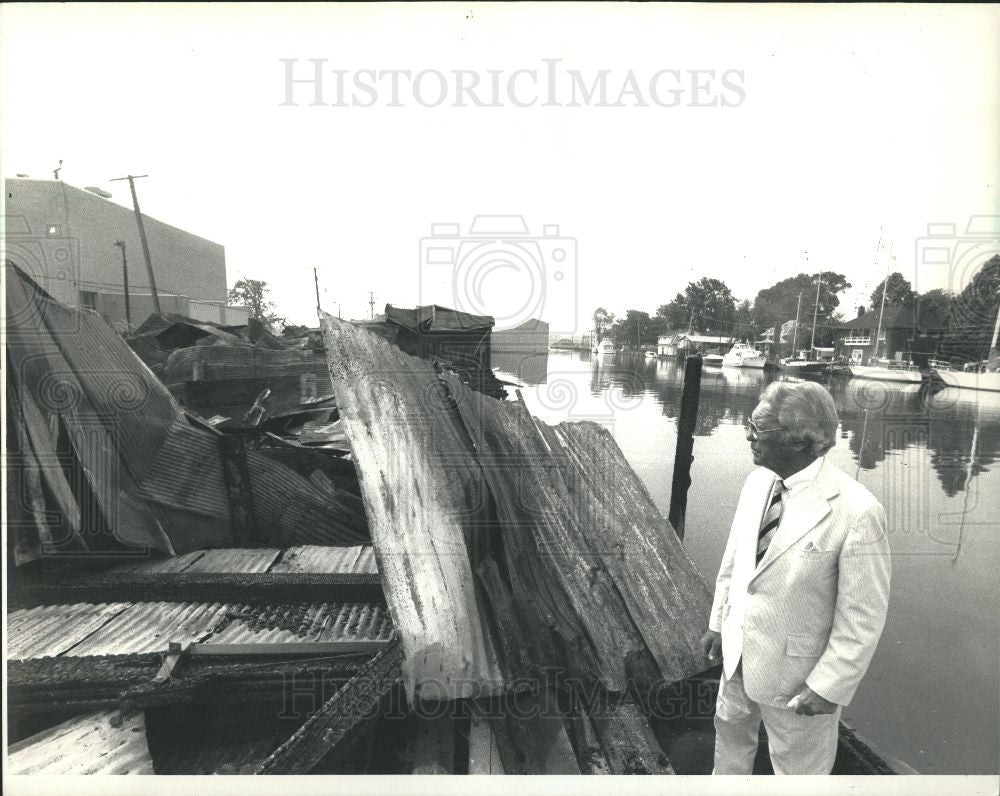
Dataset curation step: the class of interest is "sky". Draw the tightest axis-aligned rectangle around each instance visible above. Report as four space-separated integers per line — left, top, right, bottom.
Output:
2 3 998 333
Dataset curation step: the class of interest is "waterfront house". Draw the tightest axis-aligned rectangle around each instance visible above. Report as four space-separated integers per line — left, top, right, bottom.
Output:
834 305 921 364
658 333 734 358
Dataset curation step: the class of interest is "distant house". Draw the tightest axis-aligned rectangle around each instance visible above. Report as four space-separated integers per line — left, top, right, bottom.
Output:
4 177 246 330
834 305 921 364
657 333 734 357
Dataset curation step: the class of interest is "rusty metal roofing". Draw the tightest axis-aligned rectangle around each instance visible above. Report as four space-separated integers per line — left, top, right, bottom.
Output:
207 601 393 645
66 601 231 656
271 545 378 574
7 710 153 774
182 547 282 573
7 602 133 660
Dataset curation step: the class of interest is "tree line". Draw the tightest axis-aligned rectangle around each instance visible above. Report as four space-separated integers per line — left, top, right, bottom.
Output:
592 254 1000 362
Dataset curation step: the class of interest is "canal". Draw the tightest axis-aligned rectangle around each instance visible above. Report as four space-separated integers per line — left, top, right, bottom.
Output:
493 348 1000 775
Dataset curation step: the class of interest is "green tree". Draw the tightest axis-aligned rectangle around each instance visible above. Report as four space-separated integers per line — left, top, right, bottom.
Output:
610 309 657 348
592 307 615 342
944 255 1000 361
752 272 851 332
228 278 284 331
656 293 691 330
870 272 917 310
915 289 952 332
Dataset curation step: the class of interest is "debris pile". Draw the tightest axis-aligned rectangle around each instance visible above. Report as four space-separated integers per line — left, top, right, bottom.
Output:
6 265 896 775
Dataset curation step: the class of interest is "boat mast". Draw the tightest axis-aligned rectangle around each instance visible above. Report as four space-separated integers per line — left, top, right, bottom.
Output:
791 292 802 355
873 243 891 363
810 272 823 354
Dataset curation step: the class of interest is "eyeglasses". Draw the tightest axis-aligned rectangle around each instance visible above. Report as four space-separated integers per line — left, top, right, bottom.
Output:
744 419 782 440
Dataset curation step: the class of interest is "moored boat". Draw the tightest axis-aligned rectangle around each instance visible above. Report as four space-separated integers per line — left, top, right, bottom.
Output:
778 357 828 375
702 352 724 366
933 367 1000 392
722 341 767 369
849 363 924 384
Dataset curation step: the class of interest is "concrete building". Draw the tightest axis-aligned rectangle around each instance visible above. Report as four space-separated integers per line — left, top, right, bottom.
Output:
4 177 247 330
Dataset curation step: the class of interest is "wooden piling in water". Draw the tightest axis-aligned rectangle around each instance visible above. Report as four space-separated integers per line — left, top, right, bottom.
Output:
669 355 703 540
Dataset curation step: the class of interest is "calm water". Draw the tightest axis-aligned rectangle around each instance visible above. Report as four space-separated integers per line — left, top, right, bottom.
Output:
493 349 1000 775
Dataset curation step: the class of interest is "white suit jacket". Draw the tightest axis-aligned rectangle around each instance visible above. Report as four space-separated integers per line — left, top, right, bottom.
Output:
708 458 891 707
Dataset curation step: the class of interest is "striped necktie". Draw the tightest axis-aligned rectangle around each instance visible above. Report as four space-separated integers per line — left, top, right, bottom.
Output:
756 478 785 565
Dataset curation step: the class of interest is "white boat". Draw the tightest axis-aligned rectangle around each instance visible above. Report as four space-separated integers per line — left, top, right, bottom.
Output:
594 338 616 355
644 350 657 358
929 294 1000 391
722 341 767 369
934 368 1000 392
849 364 924 384
702 353 724 366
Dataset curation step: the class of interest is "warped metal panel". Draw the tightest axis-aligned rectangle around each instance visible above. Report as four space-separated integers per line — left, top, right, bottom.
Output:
205 601 393 645
6 602 133 660
270 545 378 574
65 601 231 656
7 711 154 774
323 317 504 700
183 547 282 573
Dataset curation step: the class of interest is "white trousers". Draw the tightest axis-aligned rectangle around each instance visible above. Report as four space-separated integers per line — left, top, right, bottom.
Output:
712 664 842 775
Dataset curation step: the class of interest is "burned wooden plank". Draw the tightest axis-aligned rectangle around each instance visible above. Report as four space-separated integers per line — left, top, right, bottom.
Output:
257 637 404 774
11 571 384 609
468 715 505 774
485 689 580 774
444 374 714 691
412 713 456 774
322 316 504 700
590 699 675 774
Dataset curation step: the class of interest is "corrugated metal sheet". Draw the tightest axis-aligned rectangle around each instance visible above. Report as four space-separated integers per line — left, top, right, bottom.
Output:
137 415 230 519
270 545 378 574
105 550 207 573
7 603 133 660
7 710 153 774
66 601 231 656
182 547 282 573
206 601 393 645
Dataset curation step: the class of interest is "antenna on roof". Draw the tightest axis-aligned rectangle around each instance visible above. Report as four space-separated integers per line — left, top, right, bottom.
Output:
53 160 63 180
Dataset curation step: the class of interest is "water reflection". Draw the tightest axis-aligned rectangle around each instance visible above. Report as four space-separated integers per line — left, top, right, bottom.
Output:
491 350 549 386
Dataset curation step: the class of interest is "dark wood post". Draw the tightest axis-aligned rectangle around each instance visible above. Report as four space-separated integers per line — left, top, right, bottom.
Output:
669 354 702 539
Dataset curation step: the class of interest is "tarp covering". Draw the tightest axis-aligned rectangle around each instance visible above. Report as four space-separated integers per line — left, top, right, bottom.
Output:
384 304 494 333
323 315 713 701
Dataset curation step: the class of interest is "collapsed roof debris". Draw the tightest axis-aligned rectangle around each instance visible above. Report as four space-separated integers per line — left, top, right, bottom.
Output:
5 264 369 561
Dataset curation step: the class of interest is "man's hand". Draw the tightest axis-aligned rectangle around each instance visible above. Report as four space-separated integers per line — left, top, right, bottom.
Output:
786 685 838 716
700 629 722 663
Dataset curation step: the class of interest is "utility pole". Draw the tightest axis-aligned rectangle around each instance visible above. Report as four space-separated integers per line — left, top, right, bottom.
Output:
368 291 376 319
113 240 131 331
313 267 323 322
110 174 161 315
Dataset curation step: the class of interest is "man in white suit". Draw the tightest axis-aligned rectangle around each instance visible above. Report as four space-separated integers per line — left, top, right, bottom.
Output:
702 381 891 775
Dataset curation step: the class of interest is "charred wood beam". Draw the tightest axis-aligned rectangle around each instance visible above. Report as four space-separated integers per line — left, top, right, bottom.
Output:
10 571 384 609
8 652 370 715
257 637 404 774
590 698 675 774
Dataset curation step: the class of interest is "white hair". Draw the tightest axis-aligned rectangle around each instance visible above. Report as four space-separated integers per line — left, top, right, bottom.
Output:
757 381 839 457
